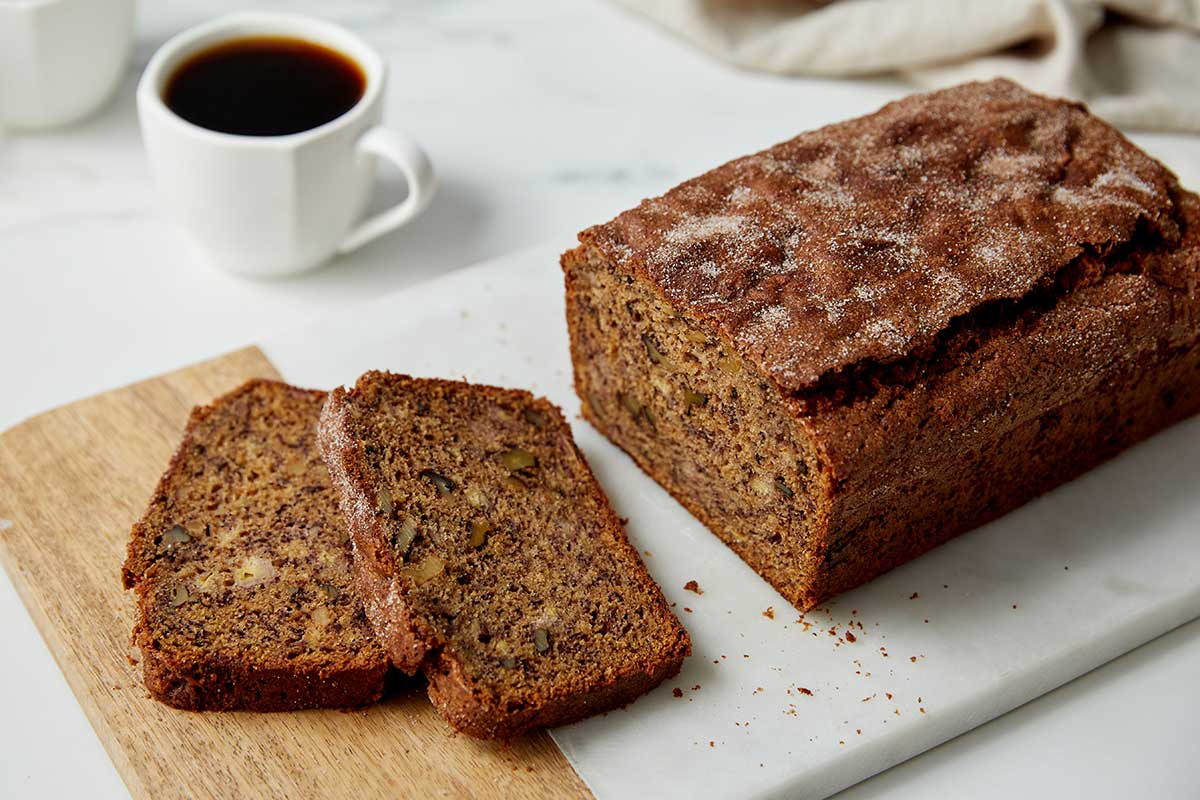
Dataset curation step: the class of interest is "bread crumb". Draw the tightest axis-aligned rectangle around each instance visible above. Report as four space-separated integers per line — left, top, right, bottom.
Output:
672 687 683 698
909 592 919 599
798 687 813 696
683 580 703 595
845 631 857 642
763 606 775 619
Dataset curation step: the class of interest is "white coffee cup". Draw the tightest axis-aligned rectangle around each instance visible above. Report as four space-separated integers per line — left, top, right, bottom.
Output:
137 13 435 277
0 0 136 128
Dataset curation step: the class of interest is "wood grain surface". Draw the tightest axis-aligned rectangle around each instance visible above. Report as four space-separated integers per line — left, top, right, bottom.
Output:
0 347 589 800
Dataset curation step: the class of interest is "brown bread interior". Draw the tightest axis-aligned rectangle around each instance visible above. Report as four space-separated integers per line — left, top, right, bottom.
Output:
565 246 829 600
122 380 388 711
319 373 690 738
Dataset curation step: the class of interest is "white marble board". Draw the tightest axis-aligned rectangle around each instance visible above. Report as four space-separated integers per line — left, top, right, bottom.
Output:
259 241 1200 800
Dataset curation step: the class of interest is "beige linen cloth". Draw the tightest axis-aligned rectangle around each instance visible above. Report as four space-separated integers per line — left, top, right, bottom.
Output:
614 0 1200 131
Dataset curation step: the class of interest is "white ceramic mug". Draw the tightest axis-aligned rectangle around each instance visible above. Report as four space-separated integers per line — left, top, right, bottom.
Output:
0 0 136 128
137 13 435 277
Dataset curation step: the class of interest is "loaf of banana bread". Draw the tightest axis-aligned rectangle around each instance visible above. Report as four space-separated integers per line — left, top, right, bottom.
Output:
122 380 389 710
562 79 1200 611
318 372 690 739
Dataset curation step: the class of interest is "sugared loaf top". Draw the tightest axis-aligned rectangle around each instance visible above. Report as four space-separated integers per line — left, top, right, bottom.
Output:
580 79 1184 392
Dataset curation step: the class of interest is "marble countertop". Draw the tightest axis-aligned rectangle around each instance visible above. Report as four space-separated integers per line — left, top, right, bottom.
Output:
2 1 1197 797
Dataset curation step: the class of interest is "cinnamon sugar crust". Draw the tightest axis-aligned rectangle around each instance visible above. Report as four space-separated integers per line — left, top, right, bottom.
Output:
581 79 1184 394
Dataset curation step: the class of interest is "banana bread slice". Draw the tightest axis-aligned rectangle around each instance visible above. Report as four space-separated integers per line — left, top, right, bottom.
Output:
563 79 1200 611
318 372 690 739
122 380 388 711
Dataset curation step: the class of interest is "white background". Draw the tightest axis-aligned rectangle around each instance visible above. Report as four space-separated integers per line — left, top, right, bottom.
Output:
1 1 1198 798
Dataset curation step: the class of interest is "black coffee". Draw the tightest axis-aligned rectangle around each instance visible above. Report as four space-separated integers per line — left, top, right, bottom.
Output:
165 36 366 136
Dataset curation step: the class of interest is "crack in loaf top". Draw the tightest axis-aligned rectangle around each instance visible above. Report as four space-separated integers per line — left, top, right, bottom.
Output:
578 79 1183 392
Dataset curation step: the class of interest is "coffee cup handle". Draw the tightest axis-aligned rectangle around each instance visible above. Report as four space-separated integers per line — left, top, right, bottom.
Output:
337 127 436 254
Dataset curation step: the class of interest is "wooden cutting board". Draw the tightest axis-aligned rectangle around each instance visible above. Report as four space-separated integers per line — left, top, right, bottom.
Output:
0 346 589 800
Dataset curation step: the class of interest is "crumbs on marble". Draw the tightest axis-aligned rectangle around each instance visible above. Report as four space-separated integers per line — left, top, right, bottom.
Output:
762 606 774 619
683 579 703 595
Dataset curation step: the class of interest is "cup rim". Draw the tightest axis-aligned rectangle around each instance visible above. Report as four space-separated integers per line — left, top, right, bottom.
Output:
137 12 384 147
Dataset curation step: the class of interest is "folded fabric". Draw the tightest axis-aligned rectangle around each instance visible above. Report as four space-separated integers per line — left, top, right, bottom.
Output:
614 0 1200 132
